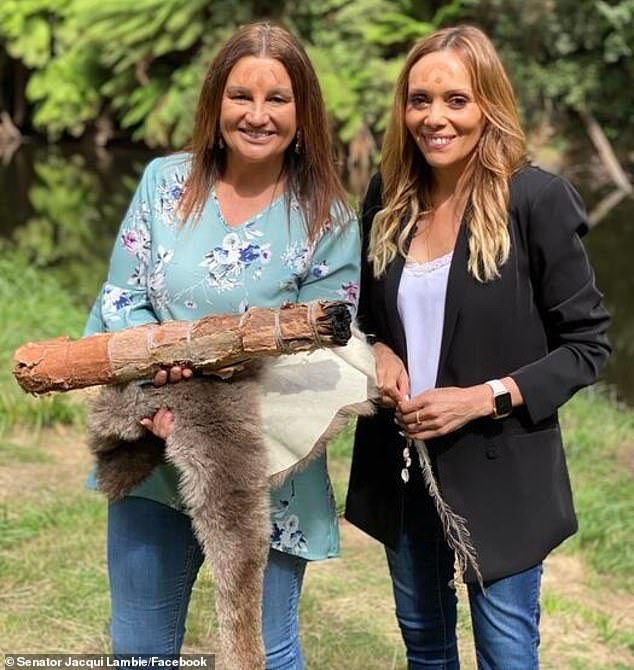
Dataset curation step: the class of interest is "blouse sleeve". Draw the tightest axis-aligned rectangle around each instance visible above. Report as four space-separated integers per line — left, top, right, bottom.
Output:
297 208 361 314
510 175 611 424
83 161 160 336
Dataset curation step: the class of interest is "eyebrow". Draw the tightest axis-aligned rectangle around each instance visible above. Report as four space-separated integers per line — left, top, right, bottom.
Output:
225 85 294 97
408 87 472 97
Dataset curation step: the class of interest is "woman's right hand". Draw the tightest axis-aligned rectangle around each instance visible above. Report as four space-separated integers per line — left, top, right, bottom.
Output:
373 342 410 408
152 365 193 386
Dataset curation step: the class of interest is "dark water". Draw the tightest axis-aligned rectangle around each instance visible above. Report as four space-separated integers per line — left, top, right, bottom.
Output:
1 144 632 404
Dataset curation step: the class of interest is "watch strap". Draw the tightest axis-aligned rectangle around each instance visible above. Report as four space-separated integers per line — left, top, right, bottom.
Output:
485 379 507 396
485 379 512 419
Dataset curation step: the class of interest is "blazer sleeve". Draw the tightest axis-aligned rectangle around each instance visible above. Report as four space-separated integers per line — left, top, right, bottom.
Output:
510 175 611 424
356 172 384 342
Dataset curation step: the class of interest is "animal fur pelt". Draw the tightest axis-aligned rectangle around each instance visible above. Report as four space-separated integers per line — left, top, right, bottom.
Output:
86 336 378 668
87 365 270 670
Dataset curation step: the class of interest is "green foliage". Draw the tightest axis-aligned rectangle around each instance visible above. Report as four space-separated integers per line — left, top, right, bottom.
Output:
5 150 130 304
1 1 632 152
27 48 103 140
294 0 465 142
465 0 634 134
0 0 105 139
0 0 63 68
70 0 249 147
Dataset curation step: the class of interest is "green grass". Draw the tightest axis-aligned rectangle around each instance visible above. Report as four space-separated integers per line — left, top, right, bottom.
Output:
559 389 634 586
0 395 632 665
0 255 87 437
542 591 634 652
0 439 54 465
327 419 356 514
0 493 110 654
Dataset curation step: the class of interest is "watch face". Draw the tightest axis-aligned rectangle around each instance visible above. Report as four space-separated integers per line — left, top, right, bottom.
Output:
495 392 513 417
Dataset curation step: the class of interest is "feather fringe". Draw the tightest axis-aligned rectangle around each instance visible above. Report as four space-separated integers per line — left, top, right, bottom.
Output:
412 438 485 590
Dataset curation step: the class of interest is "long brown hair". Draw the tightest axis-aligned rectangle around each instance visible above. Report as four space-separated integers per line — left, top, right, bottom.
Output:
370 25 527 280
179 22 349 241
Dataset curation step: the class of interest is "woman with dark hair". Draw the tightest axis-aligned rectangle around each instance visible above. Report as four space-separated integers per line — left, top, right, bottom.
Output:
85 22 359 669
345 25 610 668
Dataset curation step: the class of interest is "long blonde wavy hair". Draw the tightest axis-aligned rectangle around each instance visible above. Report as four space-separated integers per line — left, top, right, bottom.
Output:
369 25 527 281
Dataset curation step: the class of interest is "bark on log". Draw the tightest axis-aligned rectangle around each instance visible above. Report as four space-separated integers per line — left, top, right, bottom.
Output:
13 301 351 395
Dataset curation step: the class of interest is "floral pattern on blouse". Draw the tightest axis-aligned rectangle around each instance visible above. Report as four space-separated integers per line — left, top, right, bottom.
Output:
199 228 272 292
155 171 186 227
271 499 308 554
84 153 361 561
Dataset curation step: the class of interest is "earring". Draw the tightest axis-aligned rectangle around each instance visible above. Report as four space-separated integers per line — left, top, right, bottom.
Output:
218 135 225 150
294 130 302 154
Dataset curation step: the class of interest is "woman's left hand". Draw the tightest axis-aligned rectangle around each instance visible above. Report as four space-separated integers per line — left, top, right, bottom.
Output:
396 385 491 440
140 406 175 440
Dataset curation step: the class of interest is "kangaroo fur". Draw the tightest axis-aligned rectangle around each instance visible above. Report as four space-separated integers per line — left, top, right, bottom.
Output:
86 366 270 670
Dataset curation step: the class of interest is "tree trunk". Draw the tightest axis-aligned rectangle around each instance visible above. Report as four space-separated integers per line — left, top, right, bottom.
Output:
579 110 632 194
12 60 28 128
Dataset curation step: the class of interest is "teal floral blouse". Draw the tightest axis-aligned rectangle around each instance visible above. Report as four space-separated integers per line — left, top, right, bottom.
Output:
84 153 361 561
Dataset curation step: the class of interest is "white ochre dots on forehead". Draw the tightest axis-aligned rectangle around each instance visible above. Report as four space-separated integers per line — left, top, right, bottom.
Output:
227 57 292 89
408 52 472 90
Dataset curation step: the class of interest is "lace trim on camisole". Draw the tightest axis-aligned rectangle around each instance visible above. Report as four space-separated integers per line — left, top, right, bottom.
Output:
404 251 453 276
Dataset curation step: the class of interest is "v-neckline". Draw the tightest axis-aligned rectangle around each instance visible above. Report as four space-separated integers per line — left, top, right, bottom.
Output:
211 188 286 231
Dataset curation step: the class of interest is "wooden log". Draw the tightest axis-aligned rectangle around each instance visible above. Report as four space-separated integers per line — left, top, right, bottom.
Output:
13 301 351 395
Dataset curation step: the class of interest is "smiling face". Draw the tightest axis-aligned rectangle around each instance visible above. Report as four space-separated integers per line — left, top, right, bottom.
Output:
405 49 485 180
219 56 297 171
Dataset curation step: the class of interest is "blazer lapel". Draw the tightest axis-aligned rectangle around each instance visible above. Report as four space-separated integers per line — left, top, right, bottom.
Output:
384 249 408 364
436 222 469 383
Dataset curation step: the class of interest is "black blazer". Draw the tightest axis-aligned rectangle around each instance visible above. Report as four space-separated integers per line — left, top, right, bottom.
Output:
345 166 611 582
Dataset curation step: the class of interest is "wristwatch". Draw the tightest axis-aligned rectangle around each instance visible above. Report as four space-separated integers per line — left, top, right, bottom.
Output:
485 379 512 419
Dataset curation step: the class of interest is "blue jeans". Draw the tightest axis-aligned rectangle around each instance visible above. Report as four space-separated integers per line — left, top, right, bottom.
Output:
107 496 306 669
386 471 542 669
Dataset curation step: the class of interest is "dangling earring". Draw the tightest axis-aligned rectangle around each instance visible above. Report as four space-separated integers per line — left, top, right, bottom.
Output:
294 130 302 154
217 135 225 150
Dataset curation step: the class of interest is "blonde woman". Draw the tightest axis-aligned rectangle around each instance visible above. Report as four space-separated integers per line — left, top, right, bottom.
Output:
345 25 609 668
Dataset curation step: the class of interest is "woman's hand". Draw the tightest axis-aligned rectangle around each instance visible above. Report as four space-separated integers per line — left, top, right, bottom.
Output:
140 365 192 440
396 385 491 440
373 343 410 408
152 365 193 386
140 406 175 440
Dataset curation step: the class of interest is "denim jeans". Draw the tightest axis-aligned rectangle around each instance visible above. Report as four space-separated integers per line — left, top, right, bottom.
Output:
107 496 307 669
385 468 542 669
